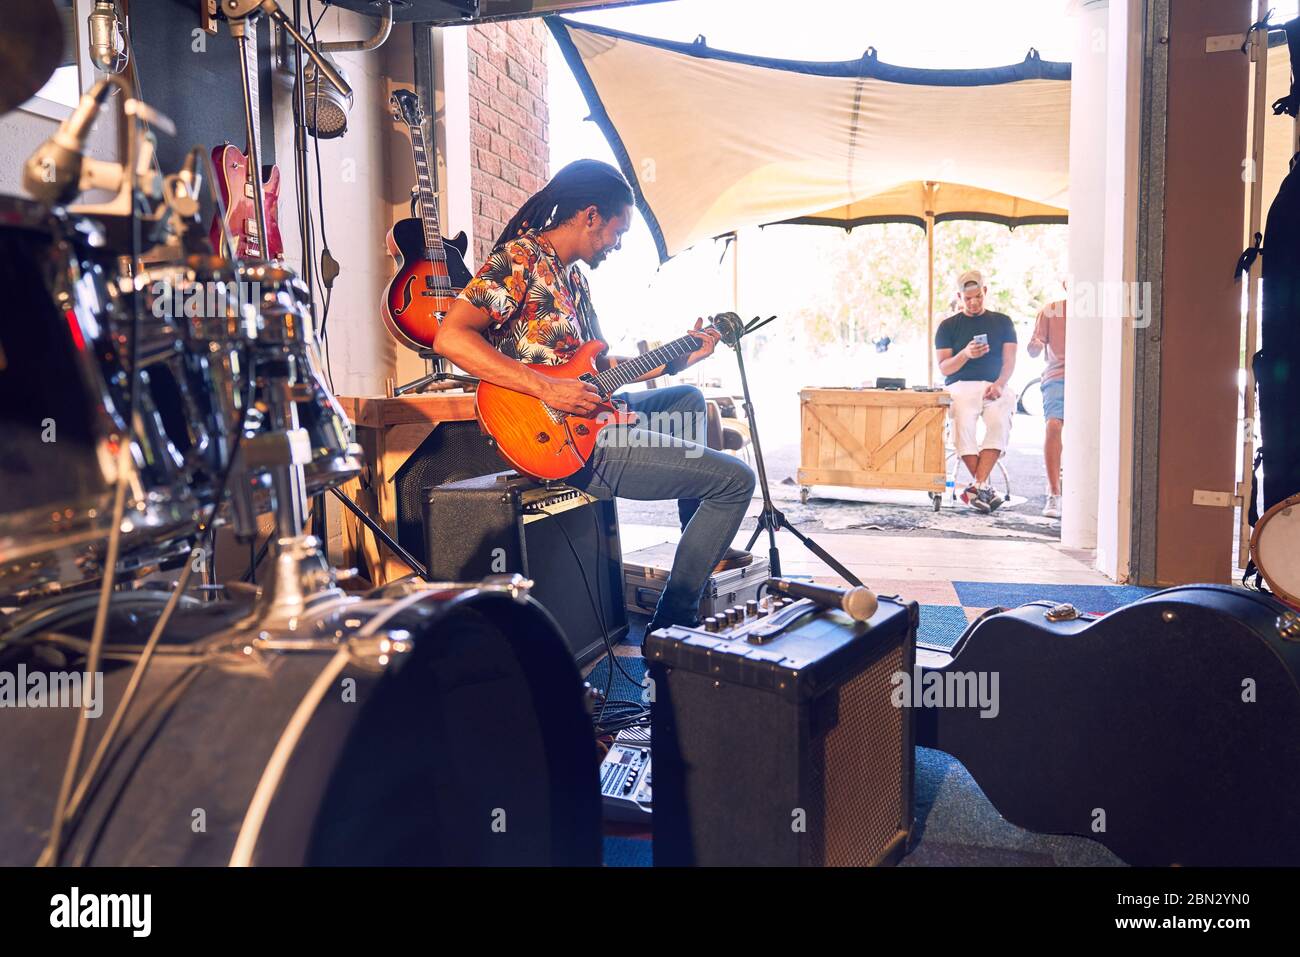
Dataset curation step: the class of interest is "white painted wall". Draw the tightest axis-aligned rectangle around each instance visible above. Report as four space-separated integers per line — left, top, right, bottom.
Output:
1062 0 1109 552
1095 0 1142 580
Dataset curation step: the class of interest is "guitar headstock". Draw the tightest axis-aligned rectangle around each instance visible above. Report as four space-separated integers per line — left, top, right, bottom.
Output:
390 89 424 128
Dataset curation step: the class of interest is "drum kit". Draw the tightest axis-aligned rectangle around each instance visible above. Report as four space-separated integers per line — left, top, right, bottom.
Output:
0 2 598 868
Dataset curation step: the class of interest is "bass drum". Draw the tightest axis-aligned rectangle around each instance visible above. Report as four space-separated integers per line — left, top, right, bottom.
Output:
1250 492 1300 609
0 584 601 866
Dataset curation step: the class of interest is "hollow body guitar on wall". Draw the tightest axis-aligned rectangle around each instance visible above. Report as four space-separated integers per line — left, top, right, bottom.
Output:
209 18 283 260
476 314 742 481
382 89 473 352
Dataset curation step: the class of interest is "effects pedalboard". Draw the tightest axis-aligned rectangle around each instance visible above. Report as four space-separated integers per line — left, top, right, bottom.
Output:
597 595 813 823
601 725 653 822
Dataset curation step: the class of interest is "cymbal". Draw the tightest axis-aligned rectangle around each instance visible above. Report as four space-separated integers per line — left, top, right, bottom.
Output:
1 1 65 116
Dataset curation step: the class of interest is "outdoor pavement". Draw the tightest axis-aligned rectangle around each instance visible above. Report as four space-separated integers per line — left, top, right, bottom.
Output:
616 400 1061 543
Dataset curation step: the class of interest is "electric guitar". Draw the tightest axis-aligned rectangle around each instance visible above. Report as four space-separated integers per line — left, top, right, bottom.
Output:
382 88 473 352
475 314 742 481
209 18 283 260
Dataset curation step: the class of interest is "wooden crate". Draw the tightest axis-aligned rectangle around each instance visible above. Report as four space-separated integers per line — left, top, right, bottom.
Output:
797 387 951 497
336 391 479 585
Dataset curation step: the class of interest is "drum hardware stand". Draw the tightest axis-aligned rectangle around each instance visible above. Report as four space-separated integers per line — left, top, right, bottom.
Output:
719 313 862 586
328 487 429 580
234 361 351 630
394 350 478 395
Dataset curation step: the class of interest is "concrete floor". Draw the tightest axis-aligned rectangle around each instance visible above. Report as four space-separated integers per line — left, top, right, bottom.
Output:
616 405 1088 566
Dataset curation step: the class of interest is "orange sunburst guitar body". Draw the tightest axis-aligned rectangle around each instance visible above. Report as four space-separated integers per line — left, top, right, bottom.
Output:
475 318 735 481
476 341 635 480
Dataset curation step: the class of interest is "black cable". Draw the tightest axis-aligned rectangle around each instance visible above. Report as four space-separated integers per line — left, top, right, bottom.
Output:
307 0 336 390
550 496 646 731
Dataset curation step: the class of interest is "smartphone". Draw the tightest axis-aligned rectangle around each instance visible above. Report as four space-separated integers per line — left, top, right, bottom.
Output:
972 333 989 348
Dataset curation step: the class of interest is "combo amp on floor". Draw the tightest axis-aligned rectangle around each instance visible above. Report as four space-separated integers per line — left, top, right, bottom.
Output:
423 470 628 664
647 593 917 866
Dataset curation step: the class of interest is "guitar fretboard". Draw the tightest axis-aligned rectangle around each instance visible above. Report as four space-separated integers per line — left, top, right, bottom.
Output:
410 126 451 277
591 331 706 395
242 19 263 258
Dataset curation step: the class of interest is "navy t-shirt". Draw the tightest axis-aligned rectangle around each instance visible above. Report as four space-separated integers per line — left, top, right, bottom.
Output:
934 311 1018 385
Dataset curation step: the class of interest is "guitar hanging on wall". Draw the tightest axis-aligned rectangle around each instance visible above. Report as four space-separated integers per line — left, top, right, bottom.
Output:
209 17 283 260
382 88 473 352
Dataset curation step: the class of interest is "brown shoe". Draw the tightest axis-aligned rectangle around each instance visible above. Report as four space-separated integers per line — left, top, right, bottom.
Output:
713 547 754 574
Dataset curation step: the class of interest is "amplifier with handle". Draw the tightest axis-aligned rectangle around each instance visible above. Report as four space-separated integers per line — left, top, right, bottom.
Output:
424 471 627 665
647 594 917 866
623 541 769 621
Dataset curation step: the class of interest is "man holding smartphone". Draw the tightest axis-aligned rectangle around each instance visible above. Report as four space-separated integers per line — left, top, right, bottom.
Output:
934 270 1018 513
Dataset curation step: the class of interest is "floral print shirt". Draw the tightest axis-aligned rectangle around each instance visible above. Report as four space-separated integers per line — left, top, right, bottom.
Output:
457 230 599 365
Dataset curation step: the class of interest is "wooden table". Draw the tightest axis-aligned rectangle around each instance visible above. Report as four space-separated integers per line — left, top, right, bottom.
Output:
797 387 951 507
336 391 479 584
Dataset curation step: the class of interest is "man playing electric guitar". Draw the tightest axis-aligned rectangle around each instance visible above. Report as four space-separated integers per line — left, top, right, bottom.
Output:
438 159 756 633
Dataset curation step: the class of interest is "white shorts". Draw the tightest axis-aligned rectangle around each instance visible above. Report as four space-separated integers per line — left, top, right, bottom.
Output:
947 380 1015 457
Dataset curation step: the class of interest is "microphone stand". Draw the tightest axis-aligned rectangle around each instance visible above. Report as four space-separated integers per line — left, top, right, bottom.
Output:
725 314 862 586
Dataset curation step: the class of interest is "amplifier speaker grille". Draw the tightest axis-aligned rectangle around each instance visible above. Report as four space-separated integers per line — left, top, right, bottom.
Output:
811 643 910 866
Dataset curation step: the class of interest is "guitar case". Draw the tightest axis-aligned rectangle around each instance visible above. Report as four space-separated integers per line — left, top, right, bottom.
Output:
916 585 1300 866
1240 18 1300 526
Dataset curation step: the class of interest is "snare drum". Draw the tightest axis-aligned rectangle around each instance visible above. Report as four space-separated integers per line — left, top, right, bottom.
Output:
1251 493 1300 609
0 198 200 596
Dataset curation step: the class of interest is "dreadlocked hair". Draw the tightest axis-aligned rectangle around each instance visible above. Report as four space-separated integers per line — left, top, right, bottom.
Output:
495 159 633 249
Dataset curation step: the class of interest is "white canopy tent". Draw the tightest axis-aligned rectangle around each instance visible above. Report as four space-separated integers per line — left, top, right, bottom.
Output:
549 17 1073 378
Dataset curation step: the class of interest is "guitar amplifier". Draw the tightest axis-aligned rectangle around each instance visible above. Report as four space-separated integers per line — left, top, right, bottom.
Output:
423 471 627 664
646 596 917 866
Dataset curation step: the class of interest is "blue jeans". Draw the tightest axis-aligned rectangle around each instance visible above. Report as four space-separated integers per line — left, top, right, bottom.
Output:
568 385 756 630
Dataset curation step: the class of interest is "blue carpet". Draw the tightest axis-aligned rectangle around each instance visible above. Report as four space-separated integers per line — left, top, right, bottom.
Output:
586 654 647 704
604 835 653 867
952 581 1157 614
916 604 971 651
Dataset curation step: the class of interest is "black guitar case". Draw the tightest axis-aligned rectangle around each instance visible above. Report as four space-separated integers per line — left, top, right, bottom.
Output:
1240 17 1300 522
916 585 1300 866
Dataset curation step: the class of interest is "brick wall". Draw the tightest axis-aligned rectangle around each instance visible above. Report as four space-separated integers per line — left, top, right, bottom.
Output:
467 18 550 266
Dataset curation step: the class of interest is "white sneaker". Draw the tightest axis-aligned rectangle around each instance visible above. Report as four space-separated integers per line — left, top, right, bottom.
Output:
1042 494 1061 519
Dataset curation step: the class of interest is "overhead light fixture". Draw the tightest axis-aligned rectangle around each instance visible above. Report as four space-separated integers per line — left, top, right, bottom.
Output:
302 53 353 139
293 0 394 139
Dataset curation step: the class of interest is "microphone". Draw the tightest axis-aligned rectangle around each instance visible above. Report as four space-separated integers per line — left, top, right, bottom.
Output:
88 1 128 75
22 77 115 205
167 147 205 218
767 578 878 622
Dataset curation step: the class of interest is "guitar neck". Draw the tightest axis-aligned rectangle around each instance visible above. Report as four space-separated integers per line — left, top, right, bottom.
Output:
592 331 706 394
409 126 446 260
238 18 266 258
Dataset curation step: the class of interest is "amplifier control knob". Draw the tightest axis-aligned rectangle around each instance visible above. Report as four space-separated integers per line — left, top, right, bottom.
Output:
745 600 758 618
704 617 719 632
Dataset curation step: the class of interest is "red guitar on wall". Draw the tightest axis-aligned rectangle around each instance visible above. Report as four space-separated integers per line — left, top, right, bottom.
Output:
381 88 473 352
209 19 283 260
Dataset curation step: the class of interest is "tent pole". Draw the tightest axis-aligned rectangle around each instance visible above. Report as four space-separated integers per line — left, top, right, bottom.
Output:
925 188 936 387
731 230 740 314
